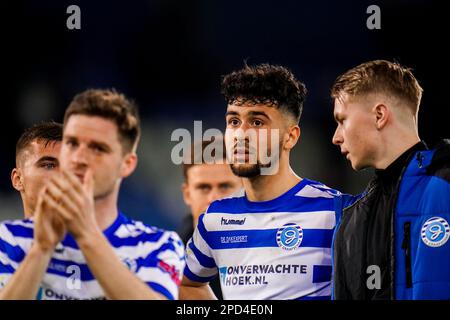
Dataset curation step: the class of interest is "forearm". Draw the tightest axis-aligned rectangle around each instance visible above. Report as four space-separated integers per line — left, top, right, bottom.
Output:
179 276 217 300
77 231 165 300
0 245 52 300
179 284 217 300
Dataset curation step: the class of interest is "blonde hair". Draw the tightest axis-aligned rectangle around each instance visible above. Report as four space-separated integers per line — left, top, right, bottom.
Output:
331 60 423 113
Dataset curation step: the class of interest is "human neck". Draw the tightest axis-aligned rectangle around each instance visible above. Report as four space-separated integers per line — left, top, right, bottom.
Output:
243 158 301 202
192 213 200 229
23 201 33 219
375 129 421 170
94 188 119 231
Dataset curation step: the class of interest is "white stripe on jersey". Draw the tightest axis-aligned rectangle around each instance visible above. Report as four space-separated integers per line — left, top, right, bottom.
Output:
2 220 34 228
203 211 336 231
185 240 218 279
295 184 335 198
0 224 18 247
114 222 159 239
43 273 101 298
209 246 332 269
157 244 185 267
190 223 214 261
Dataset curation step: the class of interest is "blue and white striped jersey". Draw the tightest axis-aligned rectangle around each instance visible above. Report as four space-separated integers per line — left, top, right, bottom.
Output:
0 213 185 300
184 178 341 300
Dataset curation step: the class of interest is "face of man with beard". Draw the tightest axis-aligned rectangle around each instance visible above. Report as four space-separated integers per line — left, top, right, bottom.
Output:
225 102 288 178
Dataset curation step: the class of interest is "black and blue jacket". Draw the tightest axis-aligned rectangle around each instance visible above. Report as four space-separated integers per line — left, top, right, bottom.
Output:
333 140 450 299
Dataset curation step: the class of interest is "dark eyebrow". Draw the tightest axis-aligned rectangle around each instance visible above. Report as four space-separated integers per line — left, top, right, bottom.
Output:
35 156 58 165
218 182 234 188
89 141 112 152
65 134 111 152
225 110 270 120
195 183 212 188
225 111 240 117
64 135 77 141
247 111 270 119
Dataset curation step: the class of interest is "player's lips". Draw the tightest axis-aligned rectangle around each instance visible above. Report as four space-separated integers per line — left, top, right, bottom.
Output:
234 150 249 159
233 145 257 154
234 148 257 158
233 148 256 163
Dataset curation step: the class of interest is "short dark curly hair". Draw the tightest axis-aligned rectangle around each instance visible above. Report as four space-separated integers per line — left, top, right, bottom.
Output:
221 63 307 124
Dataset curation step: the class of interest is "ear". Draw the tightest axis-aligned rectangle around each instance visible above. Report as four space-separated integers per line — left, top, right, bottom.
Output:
181 182 191 206
11 168 24 192
373 103 389 130
120 153 138 178
284 125 301 150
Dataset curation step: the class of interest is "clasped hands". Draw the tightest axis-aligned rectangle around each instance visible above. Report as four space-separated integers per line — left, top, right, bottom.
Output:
34 169 99 252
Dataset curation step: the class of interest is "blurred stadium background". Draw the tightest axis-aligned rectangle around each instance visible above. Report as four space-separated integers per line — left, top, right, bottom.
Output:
1 0 449 230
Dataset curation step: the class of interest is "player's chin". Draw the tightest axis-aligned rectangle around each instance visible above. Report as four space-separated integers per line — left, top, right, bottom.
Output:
93 186 113 200
230 163 261 178
350 158 369 171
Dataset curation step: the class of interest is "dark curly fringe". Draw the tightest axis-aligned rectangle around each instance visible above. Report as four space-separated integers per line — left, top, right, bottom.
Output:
221 63 307 123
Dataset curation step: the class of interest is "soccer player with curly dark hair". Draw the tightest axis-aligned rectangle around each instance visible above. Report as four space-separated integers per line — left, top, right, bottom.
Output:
180 63 343 300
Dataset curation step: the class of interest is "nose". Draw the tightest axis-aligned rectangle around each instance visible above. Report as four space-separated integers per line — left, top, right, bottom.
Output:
207 188 222 204
332 127 343 146
240 121 252 131
230 127 251 147
71 144 89 167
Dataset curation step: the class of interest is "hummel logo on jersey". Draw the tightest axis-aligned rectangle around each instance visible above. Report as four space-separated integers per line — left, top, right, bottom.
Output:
221 217 246 225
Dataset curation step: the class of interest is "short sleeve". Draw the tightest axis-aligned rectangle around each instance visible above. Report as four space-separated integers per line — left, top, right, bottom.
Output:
183 213 218 283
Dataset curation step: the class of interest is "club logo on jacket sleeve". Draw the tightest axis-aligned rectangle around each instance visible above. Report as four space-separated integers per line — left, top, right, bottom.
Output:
421 217 450 247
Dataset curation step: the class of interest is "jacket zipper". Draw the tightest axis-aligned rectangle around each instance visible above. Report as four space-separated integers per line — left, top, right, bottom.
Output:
401 221 412 288
391 147 426 298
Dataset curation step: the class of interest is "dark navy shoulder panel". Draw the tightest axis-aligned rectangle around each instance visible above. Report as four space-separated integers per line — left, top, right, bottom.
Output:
427 139 450 183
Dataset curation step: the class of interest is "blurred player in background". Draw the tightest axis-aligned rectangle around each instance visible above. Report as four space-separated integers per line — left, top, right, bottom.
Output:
179 139 242 243
331 60 450 299
178 139 242 299
180 64 342 300
0 89 184 300
11 122 62 218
